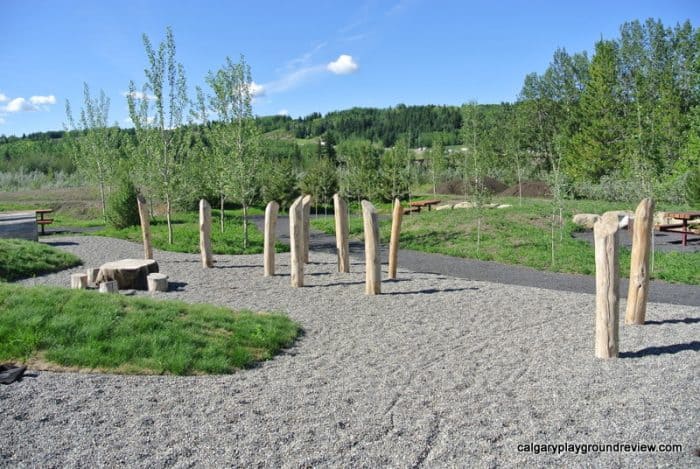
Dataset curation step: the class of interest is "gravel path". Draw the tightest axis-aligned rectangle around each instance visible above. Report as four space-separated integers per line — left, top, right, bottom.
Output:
2 236 699 467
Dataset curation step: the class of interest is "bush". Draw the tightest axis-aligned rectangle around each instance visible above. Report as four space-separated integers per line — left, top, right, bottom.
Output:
684 168 700 206
107 177 140 229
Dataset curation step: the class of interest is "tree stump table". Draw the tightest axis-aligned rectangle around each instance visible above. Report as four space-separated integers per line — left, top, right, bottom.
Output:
95 259 159 290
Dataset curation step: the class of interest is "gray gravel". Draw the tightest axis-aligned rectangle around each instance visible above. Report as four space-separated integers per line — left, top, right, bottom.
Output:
2 236 699 468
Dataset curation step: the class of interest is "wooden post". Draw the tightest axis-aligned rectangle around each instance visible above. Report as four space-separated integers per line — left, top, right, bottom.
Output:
388 198 403 279
199 199 213 268
70 273 87 289
136 194 153 260
625 198 654 325
361 200 381 295
86 268 99 286
593 211 626 359
301 194 312 264
333 193 350 273
289 196 304 287
99 280 118 293
264 201 279 277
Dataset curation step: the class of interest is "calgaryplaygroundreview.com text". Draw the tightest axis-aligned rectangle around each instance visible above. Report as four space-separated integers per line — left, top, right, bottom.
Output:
517 442 684 455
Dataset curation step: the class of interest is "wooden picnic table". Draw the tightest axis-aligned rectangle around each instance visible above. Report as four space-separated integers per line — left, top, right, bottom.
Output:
658 211 700 246
35 208 53 235
95 258 159 290
408 199 442 212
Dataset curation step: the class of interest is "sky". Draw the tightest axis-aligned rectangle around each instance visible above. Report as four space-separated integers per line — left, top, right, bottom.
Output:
1 0 698 137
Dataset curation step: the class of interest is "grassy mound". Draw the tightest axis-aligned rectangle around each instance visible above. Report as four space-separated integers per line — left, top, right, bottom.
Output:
0 283 301 375
0 238 82 282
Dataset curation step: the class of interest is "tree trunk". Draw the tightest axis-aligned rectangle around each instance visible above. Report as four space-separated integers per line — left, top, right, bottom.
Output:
99 180 107 224
264 201 279 277
361 200 380 295
333 194 350 273
220 194 225 233
136 194 153 260
199 199 213 268
289 196 304 287
625 198 654 325
388 198 403 279
242 203 248 251
165 192 173 245
594 211 626 359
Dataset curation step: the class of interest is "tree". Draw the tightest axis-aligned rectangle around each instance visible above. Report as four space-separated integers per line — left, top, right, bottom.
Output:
380 137 411 201
127 26 190 245
426 134 446 195
336 139 381 204
65 83 119 222
300 156 338 215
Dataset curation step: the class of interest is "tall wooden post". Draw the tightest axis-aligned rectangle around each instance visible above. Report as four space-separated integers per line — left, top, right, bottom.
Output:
301 194 312 264
333 193 350 273
388 198 403 279
199 199 213 268
136 194 153 260
289 196 304 287
264 201 279 277
625 198 654 325
593 211 626 359
362 200 381 295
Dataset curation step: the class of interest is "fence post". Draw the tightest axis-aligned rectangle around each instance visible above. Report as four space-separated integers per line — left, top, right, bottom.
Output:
333 193 350 273
388 198 403 279
594 211 627 359
199 199 213 268
264 201 279 277
362 200 381 295
136 194 153 260
289 196 304 287
625 198 654 325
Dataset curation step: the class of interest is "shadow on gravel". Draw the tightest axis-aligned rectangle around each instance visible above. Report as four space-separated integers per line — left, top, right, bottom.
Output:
386 287 480 295
620 341 700 358
215 265 263 269
319 280 366 287
168 282 188 292
45 241 79 247
644 317 700 325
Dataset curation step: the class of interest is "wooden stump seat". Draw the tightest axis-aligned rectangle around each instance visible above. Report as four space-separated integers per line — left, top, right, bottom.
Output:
95 258 159 290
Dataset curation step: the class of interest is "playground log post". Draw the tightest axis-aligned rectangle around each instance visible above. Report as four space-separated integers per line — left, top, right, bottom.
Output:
264 201 279 277
362 200 381 295
333 194 350 273
199 199 213 268
625 198 654 325
388 198 403 279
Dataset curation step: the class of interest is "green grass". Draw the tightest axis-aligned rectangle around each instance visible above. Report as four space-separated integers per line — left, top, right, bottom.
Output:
0 283 301 375
0 239 82 282
311 197 700 285
94 209 288 255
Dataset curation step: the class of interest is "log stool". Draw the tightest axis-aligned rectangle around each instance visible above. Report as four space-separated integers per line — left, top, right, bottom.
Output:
147 273 168 292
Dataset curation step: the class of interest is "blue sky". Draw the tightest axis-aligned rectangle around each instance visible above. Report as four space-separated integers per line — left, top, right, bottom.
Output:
1 0 697 136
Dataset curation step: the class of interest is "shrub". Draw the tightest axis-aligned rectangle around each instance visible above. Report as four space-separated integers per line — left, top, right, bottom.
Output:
107 176 140 229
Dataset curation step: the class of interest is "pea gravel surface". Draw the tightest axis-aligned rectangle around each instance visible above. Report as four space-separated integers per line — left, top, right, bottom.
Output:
2 236 699 468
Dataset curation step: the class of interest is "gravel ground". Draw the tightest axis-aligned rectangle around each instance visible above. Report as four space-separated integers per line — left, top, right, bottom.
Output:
2 236 699 468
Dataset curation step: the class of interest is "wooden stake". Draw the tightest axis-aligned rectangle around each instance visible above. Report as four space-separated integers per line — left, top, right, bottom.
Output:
333 193 350 273
593 211 625 359
388 198 403 279
289 196 304 287
199 199 213 268
625 198 654 325
136 194 153 260
301 194 312 263
361 200 381 295
264 201 279 277
70 273 87 289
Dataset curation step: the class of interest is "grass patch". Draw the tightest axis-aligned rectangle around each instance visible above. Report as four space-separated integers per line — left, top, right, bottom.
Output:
311 197 699 285
0 239 82 282
0 283 301 375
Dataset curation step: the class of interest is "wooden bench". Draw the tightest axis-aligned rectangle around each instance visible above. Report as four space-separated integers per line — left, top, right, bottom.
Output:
655 211 700 246
407 199 442 213
35 209 54 235
403 207 421 215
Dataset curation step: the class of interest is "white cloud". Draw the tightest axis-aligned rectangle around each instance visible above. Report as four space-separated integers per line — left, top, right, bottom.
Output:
29 95 56 105
122 91 157 101
261 65 325 94
0 93 7 102
327 54 359 75
4 97 37 113
277 109 289 116
249 81 265 97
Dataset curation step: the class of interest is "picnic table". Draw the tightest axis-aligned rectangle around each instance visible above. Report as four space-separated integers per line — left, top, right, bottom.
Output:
35 209 53 235
657 211 700 246
407 199 441 214
95 258 159 290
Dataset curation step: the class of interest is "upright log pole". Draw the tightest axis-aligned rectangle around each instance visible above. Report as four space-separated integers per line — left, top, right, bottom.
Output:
301 194 312 264
362 200 381 295
388 198 403 279
199 199 213 268
593 211 627 359
136 194 153 260
264 201 279 277
289 196 304 287
625 198 654 325
333 193 350 273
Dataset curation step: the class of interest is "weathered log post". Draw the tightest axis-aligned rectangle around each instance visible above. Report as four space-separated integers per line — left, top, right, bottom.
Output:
199 199 213 268
593 211 628 359
333 193 350 273
136 194 153 260
301 194 312 264
625 198 654 325
388 198 403 279
86 268 99 286
70 273 87 289
361 200 381 295
289 196 304 287
264 201 279 277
